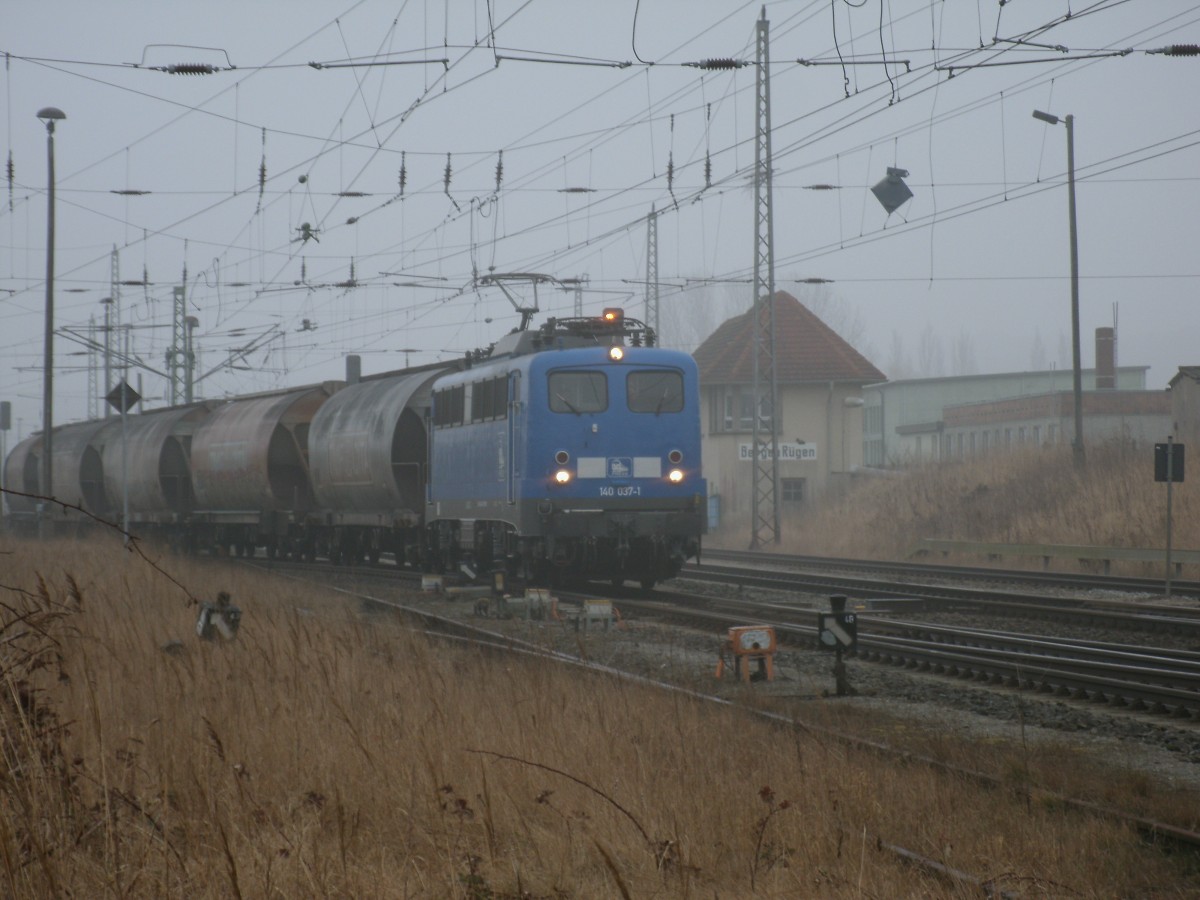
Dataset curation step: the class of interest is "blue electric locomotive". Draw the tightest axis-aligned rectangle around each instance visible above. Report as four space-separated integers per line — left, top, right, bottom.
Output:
427 310 706 588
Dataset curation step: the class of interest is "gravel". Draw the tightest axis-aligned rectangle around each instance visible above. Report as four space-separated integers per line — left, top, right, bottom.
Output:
353 574 1200 795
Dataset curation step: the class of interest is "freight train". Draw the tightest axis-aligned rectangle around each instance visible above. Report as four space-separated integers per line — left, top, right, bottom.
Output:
2 310 707 588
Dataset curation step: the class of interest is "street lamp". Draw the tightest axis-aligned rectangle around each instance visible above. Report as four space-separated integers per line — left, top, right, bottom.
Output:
37 106 66 532
1032 108 1085 468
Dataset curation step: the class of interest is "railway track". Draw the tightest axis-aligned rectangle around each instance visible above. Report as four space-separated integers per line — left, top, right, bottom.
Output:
698 547 1200 600
683 557 1200 638
251 556 1200 720
614 589 1200 721
250 556 1200 720
242 557 1200 853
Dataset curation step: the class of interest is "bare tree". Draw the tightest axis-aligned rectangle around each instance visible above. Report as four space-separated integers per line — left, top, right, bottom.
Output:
1057 332 1071 369
949 330 978 375
794 285 869 349
886 330 914 380
916 325 945 377
661 282 877 370
658 282 746 353
1029 331 1048 371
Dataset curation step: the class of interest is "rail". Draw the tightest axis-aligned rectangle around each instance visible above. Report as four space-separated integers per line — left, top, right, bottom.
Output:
911 538 1200 575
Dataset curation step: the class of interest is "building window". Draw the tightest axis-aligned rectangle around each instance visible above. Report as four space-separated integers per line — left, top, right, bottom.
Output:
711 386 776 433
864 405 882 435
1018 426 1026 443
1033 425 1041 444
781 477 806 503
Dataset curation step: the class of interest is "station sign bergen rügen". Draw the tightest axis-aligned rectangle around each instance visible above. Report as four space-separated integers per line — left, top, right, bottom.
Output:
738 441 817 462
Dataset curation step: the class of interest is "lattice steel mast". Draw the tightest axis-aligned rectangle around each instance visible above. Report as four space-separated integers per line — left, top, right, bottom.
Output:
86 315 98 420
104 246 119 417
750 6 780 548
167 276 186 406
645 205 659 337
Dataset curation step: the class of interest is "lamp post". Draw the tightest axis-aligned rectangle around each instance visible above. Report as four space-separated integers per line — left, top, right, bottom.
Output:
37 106 66 533
1032 108 1085 468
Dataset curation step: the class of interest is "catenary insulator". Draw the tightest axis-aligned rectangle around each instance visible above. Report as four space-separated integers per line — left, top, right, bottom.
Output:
166 63 217 75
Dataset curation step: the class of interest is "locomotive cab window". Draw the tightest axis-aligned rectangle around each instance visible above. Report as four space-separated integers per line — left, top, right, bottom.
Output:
627 370 683 414
549 371 607 414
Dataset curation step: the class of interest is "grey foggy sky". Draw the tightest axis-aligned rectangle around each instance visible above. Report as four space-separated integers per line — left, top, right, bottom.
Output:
2 0 1198 439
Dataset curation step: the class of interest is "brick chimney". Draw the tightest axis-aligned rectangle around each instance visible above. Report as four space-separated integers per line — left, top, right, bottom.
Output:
1095 327 1115 389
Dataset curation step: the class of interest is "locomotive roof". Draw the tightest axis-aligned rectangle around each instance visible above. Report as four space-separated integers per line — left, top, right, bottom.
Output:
486 314 657 361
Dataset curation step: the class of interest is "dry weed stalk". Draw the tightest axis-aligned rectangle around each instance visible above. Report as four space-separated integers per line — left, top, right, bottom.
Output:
0 535 1196 896
760 440 1199 568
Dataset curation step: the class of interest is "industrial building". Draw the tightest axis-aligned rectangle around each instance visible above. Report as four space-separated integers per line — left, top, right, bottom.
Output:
863 328 1169 466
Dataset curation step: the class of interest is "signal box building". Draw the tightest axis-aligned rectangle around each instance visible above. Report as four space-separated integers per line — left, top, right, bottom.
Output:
693 291 884 532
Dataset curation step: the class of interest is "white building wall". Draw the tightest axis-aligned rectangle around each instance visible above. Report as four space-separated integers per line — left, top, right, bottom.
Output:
702 382 866 536
863 367 1149 466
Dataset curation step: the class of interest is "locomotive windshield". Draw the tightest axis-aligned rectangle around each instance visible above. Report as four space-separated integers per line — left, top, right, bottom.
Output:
627 370 683 414
549 371 607 414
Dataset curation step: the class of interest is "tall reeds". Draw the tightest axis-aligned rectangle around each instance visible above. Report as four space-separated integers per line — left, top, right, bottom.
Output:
1 537 1196 896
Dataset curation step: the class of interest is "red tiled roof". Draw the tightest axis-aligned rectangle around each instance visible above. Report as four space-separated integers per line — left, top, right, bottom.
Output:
693 291 885 384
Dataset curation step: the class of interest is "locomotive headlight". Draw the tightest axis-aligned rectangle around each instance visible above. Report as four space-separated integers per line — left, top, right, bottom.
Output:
668 468 685 483
554 469 572 484
608 345 624 362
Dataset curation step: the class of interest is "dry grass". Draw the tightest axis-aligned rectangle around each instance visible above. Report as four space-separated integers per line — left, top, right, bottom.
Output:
3 535 1200 897
757 441 1199 570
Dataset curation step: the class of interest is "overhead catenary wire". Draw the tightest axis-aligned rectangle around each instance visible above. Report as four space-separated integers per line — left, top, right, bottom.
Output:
3 0 1196 405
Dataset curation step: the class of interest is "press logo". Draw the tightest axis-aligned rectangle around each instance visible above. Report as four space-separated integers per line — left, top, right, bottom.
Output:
608 457 632 477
